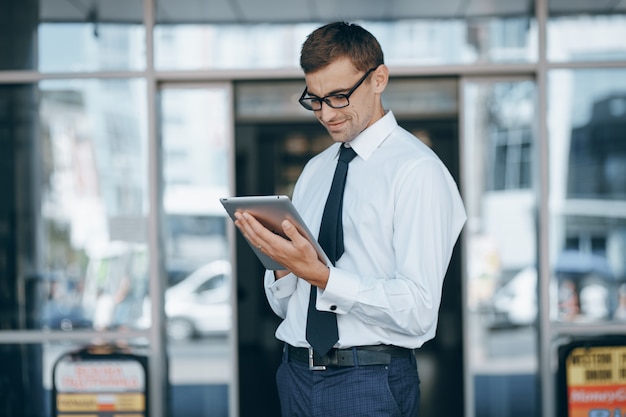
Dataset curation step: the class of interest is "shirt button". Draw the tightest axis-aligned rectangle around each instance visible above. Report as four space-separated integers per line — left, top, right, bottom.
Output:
330 305 337 311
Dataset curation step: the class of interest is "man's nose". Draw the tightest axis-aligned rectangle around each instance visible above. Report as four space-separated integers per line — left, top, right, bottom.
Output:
317 101 339 121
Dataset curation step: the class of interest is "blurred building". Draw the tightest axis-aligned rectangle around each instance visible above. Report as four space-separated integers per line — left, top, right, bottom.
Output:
1 1 625 416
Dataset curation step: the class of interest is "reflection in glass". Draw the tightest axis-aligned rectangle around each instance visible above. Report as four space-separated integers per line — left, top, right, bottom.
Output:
371 17 536 65
548 11 626 62
160 85 233 417
39 79 149 332
155 17 535 71
549 69 626 323
463 79 538 414
38 23 145 72
33 0 145 72
161 88 230 285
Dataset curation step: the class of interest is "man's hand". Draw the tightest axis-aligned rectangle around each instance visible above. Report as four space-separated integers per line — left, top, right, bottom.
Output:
233 211 330 288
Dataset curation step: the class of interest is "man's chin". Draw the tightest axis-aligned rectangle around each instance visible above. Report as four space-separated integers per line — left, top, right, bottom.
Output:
325 129 352 143
328 134 349 143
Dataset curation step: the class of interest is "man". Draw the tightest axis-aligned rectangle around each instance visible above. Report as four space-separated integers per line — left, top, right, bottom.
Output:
234 21 466 417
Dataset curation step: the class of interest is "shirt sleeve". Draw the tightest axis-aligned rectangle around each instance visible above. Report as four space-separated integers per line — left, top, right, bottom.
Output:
264 270 298 319
317 157 466 338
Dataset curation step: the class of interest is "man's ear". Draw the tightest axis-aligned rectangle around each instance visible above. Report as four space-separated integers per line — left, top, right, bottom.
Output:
372 64 389 93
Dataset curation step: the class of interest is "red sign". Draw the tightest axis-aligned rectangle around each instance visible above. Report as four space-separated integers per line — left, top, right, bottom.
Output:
566 346 626 417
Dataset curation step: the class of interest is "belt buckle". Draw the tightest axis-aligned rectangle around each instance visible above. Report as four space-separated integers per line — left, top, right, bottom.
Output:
308 347 326 371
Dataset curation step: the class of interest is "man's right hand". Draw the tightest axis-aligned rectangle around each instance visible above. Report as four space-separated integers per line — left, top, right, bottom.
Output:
234 211 330 288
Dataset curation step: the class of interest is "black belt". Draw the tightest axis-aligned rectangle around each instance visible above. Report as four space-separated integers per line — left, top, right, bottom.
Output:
287 344 414 370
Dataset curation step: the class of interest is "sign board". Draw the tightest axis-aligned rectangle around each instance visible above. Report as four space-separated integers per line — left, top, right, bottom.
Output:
559 339 626 417
52 346 148 417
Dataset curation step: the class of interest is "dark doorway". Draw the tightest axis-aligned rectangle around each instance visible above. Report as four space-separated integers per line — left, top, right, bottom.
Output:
235 116 463 417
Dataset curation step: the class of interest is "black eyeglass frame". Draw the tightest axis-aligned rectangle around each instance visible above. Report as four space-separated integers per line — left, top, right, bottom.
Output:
298 65 380 111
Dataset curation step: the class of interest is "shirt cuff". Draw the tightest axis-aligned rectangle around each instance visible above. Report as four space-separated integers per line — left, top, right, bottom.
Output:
265 270 297 299
316 266 358 314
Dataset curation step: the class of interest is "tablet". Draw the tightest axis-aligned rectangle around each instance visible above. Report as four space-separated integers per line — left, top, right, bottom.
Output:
220 195 329 270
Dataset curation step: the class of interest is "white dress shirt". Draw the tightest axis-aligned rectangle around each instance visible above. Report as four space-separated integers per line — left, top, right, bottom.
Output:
264 110 466 349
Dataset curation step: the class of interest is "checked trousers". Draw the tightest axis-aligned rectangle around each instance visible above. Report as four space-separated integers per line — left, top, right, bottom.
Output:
276 347 421 417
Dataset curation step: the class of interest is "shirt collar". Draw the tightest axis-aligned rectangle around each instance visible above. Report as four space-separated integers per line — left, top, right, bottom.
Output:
343 110 397 161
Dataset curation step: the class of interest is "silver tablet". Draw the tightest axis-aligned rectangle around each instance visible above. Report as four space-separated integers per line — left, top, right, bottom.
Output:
220 195 329 270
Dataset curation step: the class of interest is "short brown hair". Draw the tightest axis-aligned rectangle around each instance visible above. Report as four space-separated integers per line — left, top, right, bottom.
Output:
300 21 384 74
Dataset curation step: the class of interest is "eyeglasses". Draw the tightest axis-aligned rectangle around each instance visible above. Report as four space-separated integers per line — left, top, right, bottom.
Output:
298 66 379 111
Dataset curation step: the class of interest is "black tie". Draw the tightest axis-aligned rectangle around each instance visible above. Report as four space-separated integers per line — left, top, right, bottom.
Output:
306 144 357 356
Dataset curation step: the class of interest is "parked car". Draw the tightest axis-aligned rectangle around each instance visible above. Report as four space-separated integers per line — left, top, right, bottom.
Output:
489 266 538 328
165 260 232 341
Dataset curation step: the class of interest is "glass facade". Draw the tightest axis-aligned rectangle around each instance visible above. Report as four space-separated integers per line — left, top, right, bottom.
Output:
1 1 625 417
160 85 234 417
38 23 146 72
548 13 626 62
154 18 536 71
548 68 626 323
463 79 539 416
39 79 149 332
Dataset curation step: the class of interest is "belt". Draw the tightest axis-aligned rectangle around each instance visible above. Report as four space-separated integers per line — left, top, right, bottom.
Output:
287 344 414 371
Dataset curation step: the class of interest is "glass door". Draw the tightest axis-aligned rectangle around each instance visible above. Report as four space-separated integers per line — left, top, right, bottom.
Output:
461 77 539 417
234 77 464 417
158 83 235 417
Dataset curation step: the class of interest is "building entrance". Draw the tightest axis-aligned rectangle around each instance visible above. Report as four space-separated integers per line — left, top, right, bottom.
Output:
234 108 463 417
